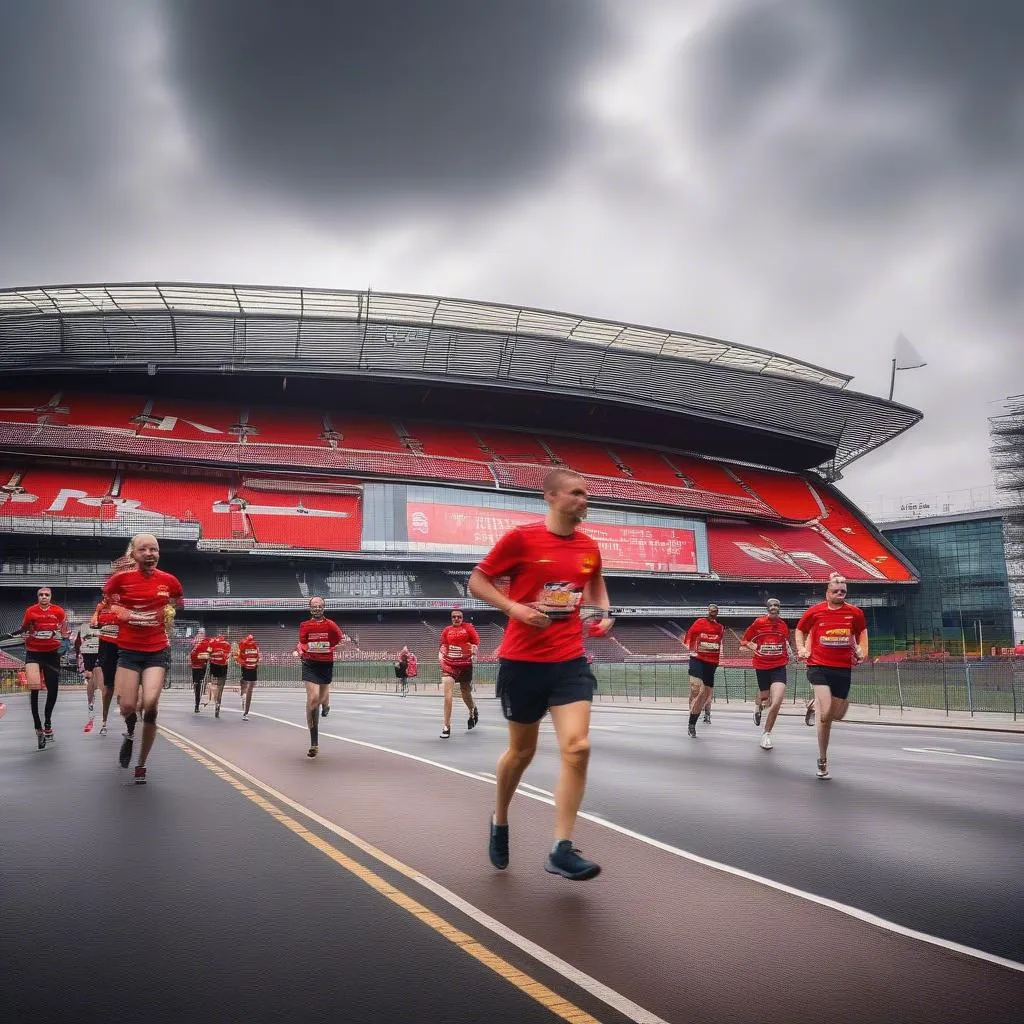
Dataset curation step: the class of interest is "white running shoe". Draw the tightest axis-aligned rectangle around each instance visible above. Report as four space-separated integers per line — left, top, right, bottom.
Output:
242 714 249 722
760 732 773 750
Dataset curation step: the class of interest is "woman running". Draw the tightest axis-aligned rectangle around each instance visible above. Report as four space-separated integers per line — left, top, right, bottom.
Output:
103 534 184 784
93 594 122 736
10 587 70 749
294 597 345 758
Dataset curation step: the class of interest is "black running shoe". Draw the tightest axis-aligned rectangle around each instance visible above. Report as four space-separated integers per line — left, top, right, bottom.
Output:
468 706 479 730
754 707 762 727
119 734 134 768
43 726 54 742
545 840 600 881
321 705 330 718
36 730 46 750
703 707 711 724
439 725 451 739
688 723 697 738
488 817 509 870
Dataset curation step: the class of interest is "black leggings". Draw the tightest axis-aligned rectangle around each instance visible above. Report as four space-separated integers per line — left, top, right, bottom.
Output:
29 661 60 731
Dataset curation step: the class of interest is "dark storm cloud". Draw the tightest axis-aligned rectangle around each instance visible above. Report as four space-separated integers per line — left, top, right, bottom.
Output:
161 0 609 209
688 0 1024 218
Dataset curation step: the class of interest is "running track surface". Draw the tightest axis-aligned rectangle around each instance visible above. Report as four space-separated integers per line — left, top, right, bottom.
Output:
3 690 1022 1024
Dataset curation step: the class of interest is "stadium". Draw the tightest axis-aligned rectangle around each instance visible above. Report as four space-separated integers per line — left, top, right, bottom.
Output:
0 281 924 698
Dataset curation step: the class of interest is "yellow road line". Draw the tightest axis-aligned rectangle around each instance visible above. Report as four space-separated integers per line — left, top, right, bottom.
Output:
161 730 602 1024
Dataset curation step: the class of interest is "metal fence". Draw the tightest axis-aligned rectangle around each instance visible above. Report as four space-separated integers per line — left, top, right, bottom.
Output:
3 654 1021 718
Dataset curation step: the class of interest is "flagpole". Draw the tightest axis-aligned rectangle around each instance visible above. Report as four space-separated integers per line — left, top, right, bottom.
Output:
888 357 897 401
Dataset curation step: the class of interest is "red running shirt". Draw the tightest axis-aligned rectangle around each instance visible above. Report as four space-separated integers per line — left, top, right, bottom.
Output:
96 606 120 645
207 637 232 667
741 616 791 670
797 602 867 669
298 618 344 662
20 604 69 653
476 521 602 663
439 623 480 667
685 618 725 665
237 637 261 669
103 569 184 653
189 638 212 669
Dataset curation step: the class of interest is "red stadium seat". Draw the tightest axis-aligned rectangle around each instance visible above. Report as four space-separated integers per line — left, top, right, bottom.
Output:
403 423 484 460
665 455 749 498
731 467 823 522
475 429 553 463
0 467 118 520
543 438 626 477
241 406 334 447
324 414 406 452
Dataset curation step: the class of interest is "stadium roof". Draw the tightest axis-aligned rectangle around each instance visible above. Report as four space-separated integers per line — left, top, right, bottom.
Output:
0 282 850 388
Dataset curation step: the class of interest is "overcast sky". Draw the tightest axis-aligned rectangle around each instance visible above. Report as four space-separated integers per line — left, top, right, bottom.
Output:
1 0 1021 515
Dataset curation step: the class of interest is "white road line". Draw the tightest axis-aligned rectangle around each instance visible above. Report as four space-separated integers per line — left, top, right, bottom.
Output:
186 710 1024 976
903 747 1006 763
159 724 669 1024
519 782 555 798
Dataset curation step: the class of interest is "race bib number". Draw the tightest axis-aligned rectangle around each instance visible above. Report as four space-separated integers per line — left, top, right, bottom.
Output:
532 583 583 618
307 640 330 653
697 639 720 653
759 642 785 657
197 651 210 661
129 612 158 628
446 645 464 659
820 629 852 648
33 630 55 640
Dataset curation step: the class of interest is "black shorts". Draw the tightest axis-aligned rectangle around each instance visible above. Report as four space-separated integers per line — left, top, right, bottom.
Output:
240 668 258 683
495 656 597 725
98 641 119 686
302 660 334 686
807 665 852 700
755 666 788 690
209 664 228 680
116 647 171 675
443 663 473 686
26 651 61 683
82 652 99 673
688 657 718 687
192 666 208 685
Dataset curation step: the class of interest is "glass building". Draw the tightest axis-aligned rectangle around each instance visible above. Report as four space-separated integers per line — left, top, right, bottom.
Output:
880 512 1014 655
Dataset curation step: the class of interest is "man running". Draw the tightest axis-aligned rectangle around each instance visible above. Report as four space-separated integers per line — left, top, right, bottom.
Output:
795 574 868 779
684 603 724 737
94 595 121 736
438 610 481 739
104 534 184 784
189 632 212 713
77 614 103 733
8 587 70 749
206 633 232 718
294 597 345 758
740 598 791 750
236 633 261 721
394 646 411 696
469 468 612 881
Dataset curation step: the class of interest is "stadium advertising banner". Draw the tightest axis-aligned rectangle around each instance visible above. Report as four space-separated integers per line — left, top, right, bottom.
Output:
406 501 699 573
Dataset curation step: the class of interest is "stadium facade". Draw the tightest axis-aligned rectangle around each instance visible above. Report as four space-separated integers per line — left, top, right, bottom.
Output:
0 282 924 679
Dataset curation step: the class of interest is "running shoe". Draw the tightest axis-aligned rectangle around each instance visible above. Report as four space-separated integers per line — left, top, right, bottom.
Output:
43 727 54 741
468 707 479 730
321 705 330 718
36 730 46 750
119 734 134 768
545 840 601 881
84 718 95 733
687 723 697 738
307 745 318 758
193 706 200 714
816 758 830 780
214 705 220 719
134 765 147 785
754 707 762 727
804 702 816 727
100 723 108 736
703 707 711 724
242 714 249 722
440 725 451 739
488 817 509 870
760 732 773 750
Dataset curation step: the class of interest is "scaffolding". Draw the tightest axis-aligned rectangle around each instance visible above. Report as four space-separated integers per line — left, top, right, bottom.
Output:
989 396 1024 633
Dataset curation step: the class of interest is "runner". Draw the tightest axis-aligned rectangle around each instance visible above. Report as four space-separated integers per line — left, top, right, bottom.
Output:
77 614 103 733
294 597 345 757
6 587 70 749
206 633 232 718
438 610 480 739
394 646 411 696
104 534 184 783
740 598 791 750
684 603 724 737
795 574 868 779
94 595 121 736
468 468 613 881
188 632 212 713
236 633 261 721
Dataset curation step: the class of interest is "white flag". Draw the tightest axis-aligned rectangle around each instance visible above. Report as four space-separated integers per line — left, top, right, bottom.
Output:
894 333 926 370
